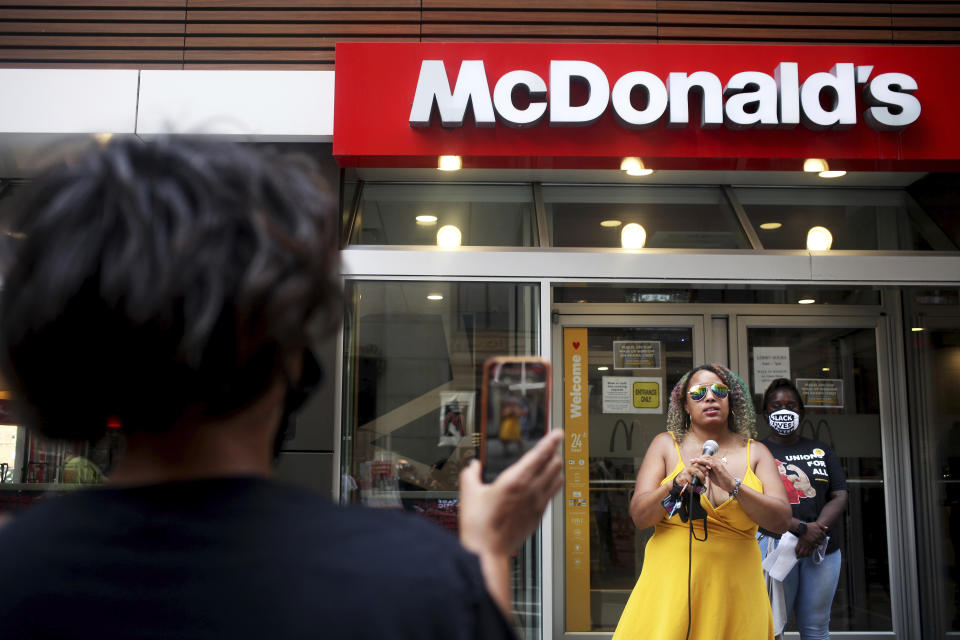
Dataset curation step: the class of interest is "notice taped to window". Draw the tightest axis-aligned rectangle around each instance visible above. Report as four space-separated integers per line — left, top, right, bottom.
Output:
796 378 844 409
602 376 663 414
613 340 661 370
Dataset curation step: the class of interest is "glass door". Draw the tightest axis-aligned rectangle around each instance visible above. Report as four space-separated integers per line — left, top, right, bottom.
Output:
903 291 960 640
553 316 704 635
736 315 900 638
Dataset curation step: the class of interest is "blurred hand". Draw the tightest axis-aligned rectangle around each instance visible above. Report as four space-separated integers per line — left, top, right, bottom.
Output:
458 429 564 558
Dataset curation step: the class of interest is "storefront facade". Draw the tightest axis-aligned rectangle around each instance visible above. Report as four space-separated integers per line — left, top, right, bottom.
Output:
1 6 959 639
333 41 960 640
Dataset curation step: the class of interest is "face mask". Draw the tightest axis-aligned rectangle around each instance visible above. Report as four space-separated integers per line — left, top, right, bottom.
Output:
273 349 323 462
768 409 800 435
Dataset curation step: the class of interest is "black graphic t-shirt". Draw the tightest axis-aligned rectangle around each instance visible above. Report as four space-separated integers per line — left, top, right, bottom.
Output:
762 437 847 554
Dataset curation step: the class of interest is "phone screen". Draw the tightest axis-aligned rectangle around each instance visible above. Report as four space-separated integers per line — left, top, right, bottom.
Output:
480 356 551 483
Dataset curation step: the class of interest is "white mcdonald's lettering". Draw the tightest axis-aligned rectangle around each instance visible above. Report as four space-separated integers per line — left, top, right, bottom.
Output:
408 60 920 132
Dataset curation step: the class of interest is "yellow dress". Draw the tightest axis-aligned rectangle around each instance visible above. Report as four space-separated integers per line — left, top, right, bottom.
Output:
612 438 774 640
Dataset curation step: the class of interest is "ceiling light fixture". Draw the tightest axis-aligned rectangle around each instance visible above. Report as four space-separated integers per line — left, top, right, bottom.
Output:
426 294 444 301
436 224 462 248
621 223 647 249
600 219 622 228
803 157 845 178
597 366 609 371
438 155 462 171
806 226 834 251
759 222 782 230
620 156 654 176
798 298 816 305
415 214 438 225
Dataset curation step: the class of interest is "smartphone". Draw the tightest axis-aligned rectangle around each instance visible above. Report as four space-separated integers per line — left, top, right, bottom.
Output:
479 356 551 483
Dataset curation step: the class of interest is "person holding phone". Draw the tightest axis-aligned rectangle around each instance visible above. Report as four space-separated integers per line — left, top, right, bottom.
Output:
612 364 791 640
759 378 848 640
0 137 563 639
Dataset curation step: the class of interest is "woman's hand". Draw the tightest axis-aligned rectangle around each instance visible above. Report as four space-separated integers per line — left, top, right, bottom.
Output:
691 454 736 493
673 462 706 488
795 520 828 557
458 429 564 616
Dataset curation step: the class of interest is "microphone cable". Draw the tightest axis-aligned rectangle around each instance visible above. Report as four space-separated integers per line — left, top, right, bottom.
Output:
684 486 708 640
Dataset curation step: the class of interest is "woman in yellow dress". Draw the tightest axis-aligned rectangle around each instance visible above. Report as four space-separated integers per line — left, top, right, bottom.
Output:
612 364 791 640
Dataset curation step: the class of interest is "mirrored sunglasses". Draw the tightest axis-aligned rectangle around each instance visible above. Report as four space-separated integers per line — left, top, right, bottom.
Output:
688 382 730 401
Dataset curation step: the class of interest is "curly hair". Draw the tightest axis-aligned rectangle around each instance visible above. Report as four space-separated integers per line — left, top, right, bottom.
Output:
0 137 342 440
665 364 756 443
761 378 806 421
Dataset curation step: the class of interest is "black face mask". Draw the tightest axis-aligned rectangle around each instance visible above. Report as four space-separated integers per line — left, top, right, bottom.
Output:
273 349 323 462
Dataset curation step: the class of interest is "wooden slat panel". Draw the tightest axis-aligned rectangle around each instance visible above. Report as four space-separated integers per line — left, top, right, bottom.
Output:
0 0 183 6
893 29 960 40
185 61 332 69
0 48 184 60
189 0 419 8
423 10 657 25
657 2 892 15
184 48 334 60
0 21 187 34
186 35 414 47
423 24 658 37
0 9 185 20
423 0 656 9
186 23 419 35
0 35 183 46
893 3 960 14
0 61 181 69
659 26 895 42
661 13 892 27
893 15 960 25
185 9 418 21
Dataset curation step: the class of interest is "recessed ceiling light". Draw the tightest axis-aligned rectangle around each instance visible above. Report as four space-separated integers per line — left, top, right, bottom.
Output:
911 327 925 332
597 366 609 371
822 367 831 372
803 158 828 173
436 224 462 248
806 226 834 251
600 219 622 228
427 294 444 301
416 214 438 225
759 222 782 230
819 170 847 178
798 298 816 304
621 223 647 249
438 155 462 171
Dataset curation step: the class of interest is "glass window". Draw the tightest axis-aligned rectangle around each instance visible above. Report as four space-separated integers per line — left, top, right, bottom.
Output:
349 184 538 246
735 187 958 251
340 280 542 635
904 287 960 638
543 185 750 249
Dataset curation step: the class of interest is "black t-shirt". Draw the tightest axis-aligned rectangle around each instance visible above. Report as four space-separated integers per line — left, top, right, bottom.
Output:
761 437 847 554
0 477 515 640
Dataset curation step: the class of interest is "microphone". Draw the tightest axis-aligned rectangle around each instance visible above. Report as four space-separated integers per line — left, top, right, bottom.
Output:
690 440 719 487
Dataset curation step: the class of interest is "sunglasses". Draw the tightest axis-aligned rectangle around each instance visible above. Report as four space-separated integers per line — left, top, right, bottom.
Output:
688 383 730 401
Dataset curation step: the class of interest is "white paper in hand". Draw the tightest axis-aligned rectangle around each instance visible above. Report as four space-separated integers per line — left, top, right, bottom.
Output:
762 531 800 581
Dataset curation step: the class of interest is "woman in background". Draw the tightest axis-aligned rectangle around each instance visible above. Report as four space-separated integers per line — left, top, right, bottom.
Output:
613 364 791 640
759 378 848 640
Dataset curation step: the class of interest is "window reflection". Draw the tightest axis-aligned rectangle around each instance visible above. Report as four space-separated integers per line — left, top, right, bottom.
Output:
341 280 541 632
349 184 538 246
736 187 958 251
543 185 749 249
